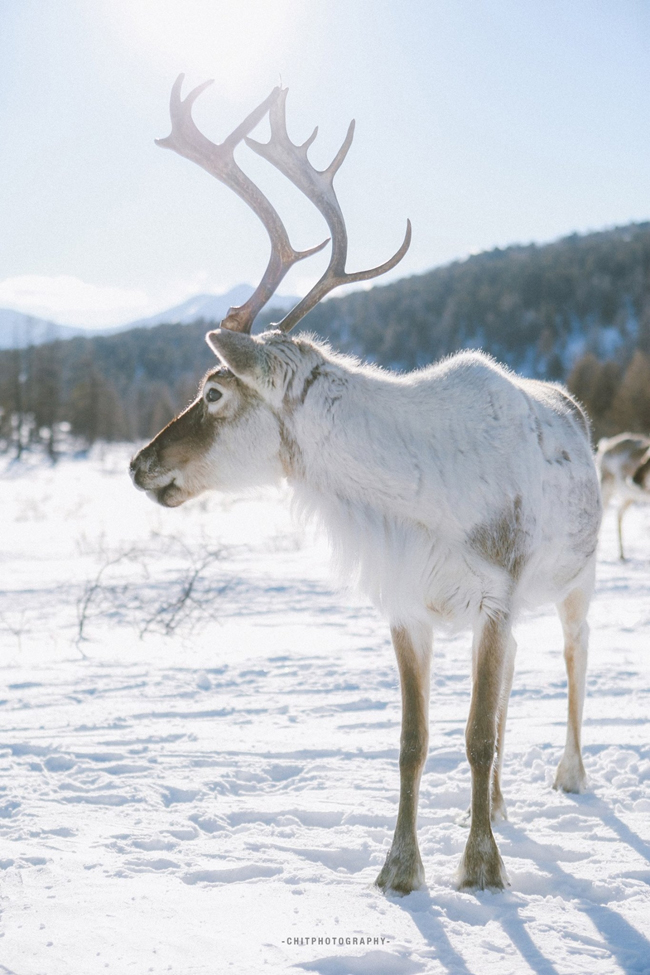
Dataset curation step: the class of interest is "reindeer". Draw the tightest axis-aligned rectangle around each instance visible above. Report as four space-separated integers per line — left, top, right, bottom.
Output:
596 433 650 560
130 77 602 894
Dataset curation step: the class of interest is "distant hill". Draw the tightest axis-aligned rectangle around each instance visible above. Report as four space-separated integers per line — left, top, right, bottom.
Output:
0 308 88 349
2 221 650 447
0 285 301 349
121 285 300 331
304 221 650 377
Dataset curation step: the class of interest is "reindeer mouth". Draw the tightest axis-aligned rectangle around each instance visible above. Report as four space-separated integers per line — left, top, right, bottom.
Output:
149 480 186 508
130 456 185 507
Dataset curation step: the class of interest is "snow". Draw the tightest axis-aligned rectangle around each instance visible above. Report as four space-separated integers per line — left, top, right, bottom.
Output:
1 445 650 974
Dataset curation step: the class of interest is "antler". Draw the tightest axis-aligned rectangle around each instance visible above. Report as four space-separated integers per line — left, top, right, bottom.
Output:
156 75 328 333
246 89 411 333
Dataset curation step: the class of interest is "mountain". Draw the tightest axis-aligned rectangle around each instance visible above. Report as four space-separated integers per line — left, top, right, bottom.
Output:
0 308 88 350
120 285 300 331
0 285 302 349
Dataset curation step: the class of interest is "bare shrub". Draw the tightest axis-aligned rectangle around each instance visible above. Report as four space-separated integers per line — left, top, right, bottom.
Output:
75 533 230 644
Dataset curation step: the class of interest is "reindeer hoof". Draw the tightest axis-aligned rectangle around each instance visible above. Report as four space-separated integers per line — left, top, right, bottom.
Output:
490 791 508 823
459 796 507 827
553 757 587 794
375 848 425 895
456 835 508 891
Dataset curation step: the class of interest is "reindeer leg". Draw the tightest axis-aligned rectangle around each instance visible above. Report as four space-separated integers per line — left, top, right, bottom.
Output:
554 581 592 793
459 630 516 826
599 471 615 510
457 613 510 890
376 622 432 895
617 499 632 561
491 633 517 822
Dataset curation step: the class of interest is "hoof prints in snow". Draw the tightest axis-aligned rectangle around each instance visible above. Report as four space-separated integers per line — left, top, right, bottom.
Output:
1 448 650 973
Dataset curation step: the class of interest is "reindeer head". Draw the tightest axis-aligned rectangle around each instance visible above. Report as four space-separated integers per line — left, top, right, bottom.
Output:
130 76 411 506
129 329 319 506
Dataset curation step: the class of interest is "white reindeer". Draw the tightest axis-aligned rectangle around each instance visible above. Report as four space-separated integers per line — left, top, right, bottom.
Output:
596 433 650 560
130 77 602 894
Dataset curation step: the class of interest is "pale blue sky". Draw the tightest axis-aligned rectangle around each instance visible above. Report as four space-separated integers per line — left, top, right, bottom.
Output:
1 0 648 326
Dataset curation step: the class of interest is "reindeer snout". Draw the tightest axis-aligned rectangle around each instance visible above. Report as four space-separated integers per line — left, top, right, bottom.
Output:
129 454 142 488
129 447 184 507
129 449 152 490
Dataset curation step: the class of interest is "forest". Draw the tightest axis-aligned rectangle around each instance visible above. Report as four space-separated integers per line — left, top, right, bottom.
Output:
1 220 649 454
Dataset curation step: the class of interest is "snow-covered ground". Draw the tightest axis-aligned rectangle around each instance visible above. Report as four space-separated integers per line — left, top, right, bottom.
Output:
1 445 649 975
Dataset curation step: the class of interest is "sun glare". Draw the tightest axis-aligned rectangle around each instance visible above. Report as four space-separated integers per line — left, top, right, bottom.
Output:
109 0 296 95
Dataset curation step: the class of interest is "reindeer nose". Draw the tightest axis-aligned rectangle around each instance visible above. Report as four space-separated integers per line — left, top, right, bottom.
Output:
129 452 147 489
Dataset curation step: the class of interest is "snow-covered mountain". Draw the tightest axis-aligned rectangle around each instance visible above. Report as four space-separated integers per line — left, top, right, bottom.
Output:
0 285 301 348
120 285 300 331
0 308 89 350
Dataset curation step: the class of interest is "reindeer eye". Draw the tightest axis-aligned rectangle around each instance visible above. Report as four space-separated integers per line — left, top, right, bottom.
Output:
206 387 222 403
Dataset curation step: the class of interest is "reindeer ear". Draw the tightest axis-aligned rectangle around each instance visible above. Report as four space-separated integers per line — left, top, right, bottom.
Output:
206 329 266 381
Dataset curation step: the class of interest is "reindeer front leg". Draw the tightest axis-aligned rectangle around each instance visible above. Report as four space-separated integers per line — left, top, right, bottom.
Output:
457 612 510 890
376 622 432 895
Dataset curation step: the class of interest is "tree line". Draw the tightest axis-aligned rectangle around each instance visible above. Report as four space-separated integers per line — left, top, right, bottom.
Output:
567 349 650 442
0 323 209 455
1 221 650 456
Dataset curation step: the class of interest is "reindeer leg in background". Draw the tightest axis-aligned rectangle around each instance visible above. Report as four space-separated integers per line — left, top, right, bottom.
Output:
617 498 632 561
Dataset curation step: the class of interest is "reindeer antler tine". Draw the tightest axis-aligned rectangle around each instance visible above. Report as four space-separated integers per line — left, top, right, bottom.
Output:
154 74 185 149
170 72 186 105
274 218 412 334
183 77 215 108
222 86 282 152
302 127 319 152
155 75 215 151
273 86 290 125
298 238 331 259
324 120 355 182
341 219 412 285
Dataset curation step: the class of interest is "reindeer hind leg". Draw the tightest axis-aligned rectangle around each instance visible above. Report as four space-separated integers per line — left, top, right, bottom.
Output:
553 571 594 794
491 632 517 822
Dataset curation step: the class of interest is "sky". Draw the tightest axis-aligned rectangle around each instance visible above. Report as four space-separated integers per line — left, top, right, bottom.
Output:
0 0 649 328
